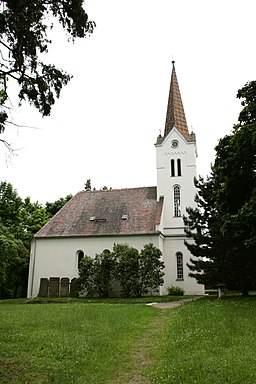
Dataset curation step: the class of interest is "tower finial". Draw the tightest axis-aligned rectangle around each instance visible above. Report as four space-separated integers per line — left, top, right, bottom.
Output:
171 54 175 67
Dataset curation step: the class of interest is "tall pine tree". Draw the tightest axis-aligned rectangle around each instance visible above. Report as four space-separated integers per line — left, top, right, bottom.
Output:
184 81 256 295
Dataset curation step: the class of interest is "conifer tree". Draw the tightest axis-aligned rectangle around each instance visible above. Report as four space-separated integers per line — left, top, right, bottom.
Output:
184 81 256 295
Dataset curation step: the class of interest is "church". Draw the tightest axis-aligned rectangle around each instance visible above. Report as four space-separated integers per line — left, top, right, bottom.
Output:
27 62 204 298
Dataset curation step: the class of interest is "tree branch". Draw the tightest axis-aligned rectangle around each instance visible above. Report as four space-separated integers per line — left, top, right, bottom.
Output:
0 39 12 52
6 120 41 130
0 137 13 152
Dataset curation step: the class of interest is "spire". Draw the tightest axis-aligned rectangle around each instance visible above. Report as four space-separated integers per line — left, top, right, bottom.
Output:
164 61 189 138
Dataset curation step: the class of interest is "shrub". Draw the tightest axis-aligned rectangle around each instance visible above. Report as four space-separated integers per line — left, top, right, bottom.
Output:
167 285 184 296
136 244 165 297
77 243 165 298
113 243 165 297
76 255 95 297
113 244 140 298
77 250 116 298
92 250 116 298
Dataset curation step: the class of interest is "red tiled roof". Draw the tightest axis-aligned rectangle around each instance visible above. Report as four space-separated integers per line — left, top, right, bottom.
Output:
35 187 163 238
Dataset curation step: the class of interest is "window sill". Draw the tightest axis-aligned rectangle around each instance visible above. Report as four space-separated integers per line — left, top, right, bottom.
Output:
176 278 184 281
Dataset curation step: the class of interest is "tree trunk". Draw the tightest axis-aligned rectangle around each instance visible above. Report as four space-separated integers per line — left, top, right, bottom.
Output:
14 284 18 299
242 288 249 297
241 276 250 297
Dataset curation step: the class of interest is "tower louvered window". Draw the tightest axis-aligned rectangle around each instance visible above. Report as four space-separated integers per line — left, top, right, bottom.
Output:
173 185 181 217
170 159 175 177
170 159 182 177
177 159 182 176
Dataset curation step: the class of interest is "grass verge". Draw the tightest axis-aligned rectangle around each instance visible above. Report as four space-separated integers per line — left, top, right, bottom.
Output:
149 296 256 384
1 296 256 383
0 295 189 305
0 303 159 383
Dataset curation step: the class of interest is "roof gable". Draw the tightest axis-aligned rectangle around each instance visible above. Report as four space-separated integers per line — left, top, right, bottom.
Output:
156 126 196 148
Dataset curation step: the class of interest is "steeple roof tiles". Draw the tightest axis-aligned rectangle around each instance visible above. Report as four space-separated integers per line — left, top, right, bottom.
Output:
164 62 192 140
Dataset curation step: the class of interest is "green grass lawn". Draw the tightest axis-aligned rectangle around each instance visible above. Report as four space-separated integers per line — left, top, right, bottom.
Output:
0 295 187 305
1 296 256 383
0 302 159 384
149 296 256 384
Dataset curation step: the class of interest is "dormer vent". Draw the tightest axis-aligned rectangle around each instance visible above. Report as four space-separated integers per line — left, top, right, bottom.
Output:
96 218 107 223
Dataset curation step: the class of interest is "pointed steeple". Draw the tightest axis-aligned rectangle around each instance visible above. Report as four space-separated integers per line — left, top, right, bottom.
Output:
164 61 189 138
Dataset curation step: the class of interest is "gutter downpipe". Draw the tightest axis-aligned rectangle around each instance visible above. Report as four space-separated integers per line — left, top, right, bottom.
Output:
27 238 37 298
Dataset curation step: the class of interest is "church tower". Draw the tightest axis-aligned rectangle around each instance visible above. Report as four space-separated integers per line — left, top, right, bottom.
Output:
156 62 203 295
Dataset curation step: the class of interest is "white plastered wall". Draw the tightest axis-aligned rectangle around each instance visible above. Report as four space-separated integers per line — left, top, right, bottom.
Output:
161 237 204 295
28 234 160 298
156 128 197 224
155 128 204 295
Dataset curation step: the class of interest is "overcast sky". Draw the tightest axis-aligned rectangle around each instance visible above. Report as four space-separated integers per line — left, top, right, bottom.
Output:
1 0 256 203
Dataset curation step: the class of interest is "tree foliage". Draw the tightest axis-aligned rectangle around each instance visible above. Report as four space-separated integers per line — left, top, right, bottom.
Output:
0 0 95 133
77 250 116 298
45 194 72 217
76 255 95 297
184 81 256 295
77 243 165 298
92 250 116 298
0 180 23 233
0 224 28 298
0 180 73 298
136 243 165 297
113 244 140 297
84 179 91 191
236 80 256 126
184 176 230 287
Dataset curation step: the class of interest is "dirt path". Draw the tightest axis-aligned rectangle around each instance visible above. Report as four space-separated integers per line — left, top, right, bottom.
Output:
107 297 204 384
107 310 169 384
147 296 204 309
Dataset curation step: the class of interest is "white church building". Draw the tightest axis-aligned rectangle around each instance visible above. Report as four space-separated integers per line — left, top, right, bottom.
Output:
27 62 204 298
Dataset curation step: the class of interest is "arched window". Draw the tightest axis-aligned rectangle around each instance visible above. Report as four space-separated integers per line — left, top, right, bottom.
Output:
77 250 84 268
170 159 175 177
177 159 182 176
173 185 181 217
176 252 184 280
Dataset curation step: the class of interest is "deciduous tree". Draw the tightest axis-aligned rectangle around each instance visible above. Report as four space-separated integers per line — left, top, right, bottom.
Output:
45 194 72 217
0 224 28 298
76 255 95 297
92 250 116 298
0 181 74 297
0 181 23 235
76 243 165 298
0 0 95 134
136 243 165 297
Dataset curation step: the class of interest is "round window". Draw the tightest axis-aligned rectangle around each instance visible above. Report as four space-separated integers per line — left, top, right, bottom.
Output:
171 140 179 148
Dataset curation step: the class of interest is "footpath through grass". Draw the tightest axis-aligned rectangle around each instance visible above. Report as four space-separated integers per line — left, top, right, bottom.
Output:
149 296 256 384
1 296 256 383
